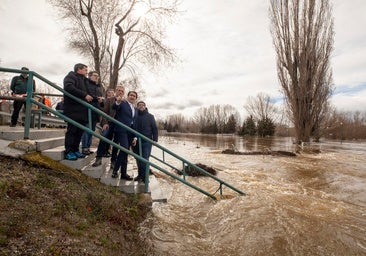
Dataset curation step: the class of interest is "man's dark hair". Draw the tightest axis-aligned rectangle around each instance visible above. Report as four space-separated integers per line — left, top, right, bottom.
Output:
88 71 98 77
21 67 29 71
128 91 138 98
74 63 87 72
137 101 146 106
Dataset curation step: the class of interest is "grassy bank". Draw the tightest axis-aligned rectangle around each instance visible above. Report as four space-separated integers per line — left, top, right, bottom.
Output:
0 154 152 255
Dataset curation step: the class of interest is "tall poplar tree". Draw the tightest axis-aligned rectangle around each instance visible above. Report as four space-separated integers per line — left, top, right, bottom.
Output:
269 0 334 143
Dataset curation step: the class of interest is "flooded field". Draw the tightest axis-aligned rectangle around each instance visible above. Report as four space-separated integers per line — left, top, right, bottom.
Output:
140 135 366 256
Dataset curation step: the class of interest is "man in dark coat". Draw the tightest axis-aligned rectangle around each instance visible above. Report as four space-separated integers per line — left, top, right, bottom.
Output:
9 67 36 127
111 91 138 180
81 71 103 155
55 97 64 111
63 63 93 160
132 101 158 183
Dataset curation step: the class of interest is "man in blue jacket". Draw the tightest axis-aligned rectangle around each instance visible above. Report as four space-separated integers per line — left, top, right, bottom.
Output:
63 63 93 160
132 101 158 183
111 91 138 180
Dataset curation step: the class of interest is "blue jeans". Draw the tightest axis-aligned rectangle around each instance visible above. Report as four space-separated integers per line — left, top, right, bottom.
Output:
81 118 97 149
132 140 152 180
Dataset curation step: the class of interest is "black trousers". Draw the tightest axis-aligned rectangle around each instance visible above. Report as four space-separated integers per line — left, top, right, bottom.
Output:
65 122 85 153
11 100 25 125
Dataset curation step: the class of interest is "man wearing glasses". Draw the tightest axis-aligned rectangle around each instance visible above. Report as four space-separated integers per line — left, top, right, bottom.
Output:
81 71 103 155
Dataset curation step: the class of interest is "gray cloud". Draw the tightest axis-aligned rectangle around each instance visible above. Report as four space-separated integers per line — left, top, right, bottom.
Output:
1 0 365 119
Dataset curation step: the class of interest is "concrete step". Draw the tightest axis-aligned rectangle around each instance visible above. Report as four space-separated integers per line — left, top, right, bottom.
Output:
81 157 109 179
36 136 64 151
42 145 97 170
97 158 167 202
42 146 96 161
0 125 167 202
0 126 65 141
60 152 96 170
42 145 65 161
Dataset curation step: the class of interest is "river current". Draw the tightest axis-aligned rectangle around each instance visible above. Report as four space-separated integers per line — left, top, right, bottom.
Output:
139 134 366 256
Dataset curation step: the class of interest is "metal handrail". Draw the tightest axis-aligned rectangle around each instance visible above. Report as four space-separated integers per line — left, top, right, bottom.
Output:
0 67 246 199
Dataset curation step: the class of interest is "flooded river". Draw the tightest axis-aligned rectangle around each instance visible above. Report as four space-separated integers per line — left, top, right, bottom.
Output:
140 134 366 256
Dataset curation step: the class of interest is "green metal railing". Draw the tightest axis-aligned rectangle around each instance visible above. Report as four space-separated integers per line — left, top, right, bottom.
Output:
0 67 246 200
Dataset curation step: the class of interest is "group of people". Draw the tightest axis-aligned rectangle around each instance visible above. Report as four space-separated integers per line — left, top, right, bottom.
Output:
62 63 158 183
9 63 157 183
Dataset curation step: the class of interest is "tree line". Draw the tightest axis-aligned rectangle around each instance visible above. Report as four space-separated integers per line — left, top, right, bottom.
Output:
159 103 366 141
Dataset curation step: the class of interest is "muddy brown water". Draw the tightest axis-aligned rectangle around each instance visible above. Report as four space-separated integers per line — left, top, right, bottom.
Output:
139 135 366 256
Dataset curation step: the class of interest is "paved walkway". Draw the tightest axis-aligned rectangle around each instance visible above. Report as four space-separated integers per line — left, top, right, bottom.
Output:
0 138 25 157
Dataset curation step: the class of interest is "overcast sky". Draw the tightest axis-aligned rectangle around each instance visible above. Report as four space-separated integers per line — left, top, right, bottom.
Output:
0 0 365 120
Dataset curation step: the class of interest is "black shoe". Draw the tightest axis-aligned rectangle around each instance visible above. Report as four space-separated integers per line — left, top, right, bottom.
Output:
111 172 118 179
103 153 111 157
82 149 91 155
9 123 16 127
133 176 142 181
92 157 102 167
133 176 145 183
120 175 133 181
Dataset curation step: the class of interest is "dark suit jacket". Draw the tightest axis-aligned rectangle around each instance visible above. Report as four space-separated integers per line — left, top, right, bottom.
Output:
113 100 137 133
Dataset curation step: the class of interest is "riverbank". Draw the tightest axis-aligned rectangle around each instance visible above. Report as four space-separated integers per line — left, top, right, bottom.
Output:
0 154 152 255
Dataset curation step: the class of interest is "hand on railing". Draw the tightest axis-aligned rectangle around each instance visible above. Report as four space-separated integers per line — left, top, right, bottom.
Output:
12 93 27 97
85 94 93 102
131 137 137 147
102 124 109 131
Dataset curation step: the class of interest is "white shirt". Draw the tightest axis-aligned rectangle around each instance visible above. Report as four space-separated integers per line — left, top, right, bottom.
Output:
128 101 135 117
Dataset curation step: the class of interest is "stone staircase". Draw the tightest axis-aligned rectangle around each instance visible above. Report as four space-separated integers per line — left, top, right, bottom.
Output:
0 126 167 203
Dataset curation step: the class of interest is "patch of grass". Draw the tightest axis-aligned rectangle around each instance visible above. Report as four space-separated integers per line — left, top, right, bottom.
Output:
0 154 152 255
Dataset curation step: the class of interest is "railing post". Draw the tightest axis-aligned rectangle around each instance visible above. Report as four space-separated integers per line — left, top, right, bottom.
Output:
23 73 34 139
87 108 92 129
144 163 150 192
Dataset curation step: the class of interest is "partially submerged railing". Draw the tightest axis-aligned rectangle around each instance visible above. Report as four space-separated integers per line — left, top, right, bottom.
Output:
0 67 246 200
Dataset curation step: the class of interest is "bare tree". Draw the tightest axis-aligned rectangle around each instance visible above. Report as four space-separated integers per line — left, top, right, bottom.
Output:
269 0 334 143
48 0 178 89
244 93 277 122
166 113 187 132
193 104 240 134
323 110 366 140
119 77 146 100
